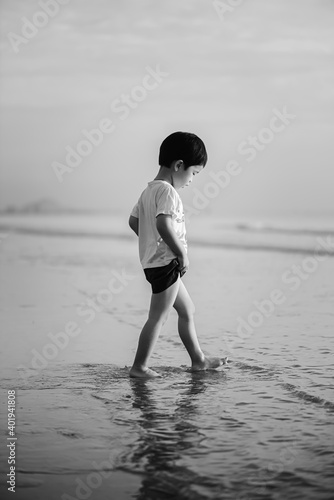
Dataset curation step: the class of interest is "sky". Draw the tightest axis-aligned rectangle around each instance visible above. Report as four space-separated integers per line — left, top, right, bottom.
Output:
0 0 334 218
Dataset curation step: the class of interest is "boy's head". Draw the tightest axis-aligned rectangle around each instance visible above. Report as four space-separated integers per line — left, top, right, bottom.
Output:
159 131 208 170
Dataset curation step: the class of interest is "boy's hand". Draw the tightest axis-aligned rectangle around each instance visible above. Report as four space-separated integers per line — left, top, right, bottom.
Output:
156 215 188 275
177 254 189 277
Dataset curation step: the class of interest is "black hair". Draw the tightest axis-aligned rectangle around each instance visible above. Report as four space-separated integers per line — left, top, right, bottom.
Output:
158 131 208 169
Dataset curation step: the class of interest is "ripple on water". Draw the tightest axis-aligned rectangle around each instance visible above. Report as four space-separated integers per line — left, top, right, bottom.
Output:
3 362 334 500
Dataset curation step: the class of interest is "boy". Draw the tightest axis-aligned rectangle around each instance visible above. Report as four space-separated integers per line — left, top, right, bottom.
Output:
129 131 227 378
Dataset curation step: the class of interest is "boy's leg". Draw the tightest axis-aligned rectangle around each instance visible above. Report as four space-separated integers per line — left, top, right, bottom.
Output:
130 278 180 378
173 280 228 370
172 280 204 363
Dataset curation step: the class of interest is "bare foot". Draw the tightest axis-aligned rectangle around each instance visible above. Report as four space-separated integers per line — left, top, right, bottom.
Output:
191 356 228 371
129 366 161 378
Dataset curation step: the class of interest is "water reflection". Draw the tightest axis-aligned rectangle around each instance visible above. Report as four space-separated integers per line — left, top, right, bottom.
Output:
126 372 224 500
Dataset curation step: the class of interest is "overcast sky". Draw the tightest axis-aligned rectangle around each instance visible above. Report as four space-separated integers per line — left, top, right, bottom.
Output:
0 0 333 217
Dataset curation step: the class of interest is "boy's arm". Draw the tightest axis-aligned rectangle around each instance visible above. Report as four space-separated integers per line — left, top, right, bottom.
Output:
129 215 139 236
156 214 189 271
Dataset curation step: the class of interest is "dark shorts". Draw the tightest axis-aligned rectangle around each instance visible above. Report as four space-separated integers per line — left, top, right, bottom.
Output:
144 258 181 294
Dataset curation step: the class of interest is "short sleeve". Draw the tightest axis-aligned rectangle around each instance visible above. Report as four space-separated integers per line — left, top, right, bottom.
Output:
156 186 177 218
130 201 139 218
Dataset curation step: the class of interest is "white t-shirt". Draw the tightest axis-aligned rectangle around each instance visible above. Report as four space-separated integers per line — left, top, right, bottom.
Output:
130 180 187 269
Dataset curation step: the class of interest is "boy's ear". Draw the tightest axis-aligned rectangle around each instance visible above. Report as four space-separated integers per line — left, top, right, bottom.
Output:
175 160 183 171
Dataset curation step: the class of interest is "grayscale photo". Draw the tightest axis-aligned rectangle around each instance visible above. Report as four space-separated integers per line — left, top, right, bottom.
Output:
0 1 333 499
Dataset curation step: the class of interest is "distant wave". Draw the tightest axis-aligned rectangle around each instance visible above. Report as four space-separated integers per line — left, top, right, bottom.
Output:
189 238 334 257
1 222 334 257
227 222 334 238
0 223 133 242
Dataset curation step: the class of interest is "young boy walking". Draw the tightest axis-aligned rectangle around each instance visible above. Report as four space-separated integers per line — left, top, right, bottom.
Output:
129 132 227 378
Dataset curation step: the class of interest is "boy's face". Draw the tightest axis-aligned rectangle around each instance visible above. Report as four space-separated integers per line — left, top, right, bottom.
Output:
173 163 203 190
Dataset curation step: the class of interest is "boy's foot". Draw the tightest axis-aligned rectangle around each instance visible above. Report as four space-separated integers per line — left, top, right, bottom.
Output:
129 366 161 378
191 356 228 371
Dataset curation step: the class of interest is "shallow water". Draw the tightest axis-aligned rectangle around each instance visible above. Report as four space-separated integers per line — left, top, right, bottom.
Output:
1 358 334 500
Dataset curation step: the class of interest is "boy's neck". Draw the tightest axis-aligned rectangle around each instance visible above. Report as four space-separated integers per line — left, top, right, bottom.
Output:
153 166 173 187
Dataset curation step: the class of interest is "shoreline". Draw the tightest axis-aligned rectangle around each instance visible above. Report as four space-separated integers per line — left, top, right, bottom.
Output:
1 219 333 257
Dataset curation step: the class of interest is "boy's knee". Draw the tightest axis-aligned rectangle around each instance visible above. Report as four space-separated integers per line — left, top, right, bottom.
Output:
179 302 195 320
149 311 169 325
161 313 169 325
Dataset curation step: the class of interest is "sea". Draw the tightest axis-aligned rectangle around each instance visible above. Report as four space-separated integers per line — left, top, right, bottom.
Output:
0 212 333 500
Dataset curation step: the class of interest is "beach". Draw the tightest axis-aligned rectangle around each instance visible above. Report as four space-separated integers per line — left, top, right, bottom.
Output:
2 0 334 497
0 215 334 500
